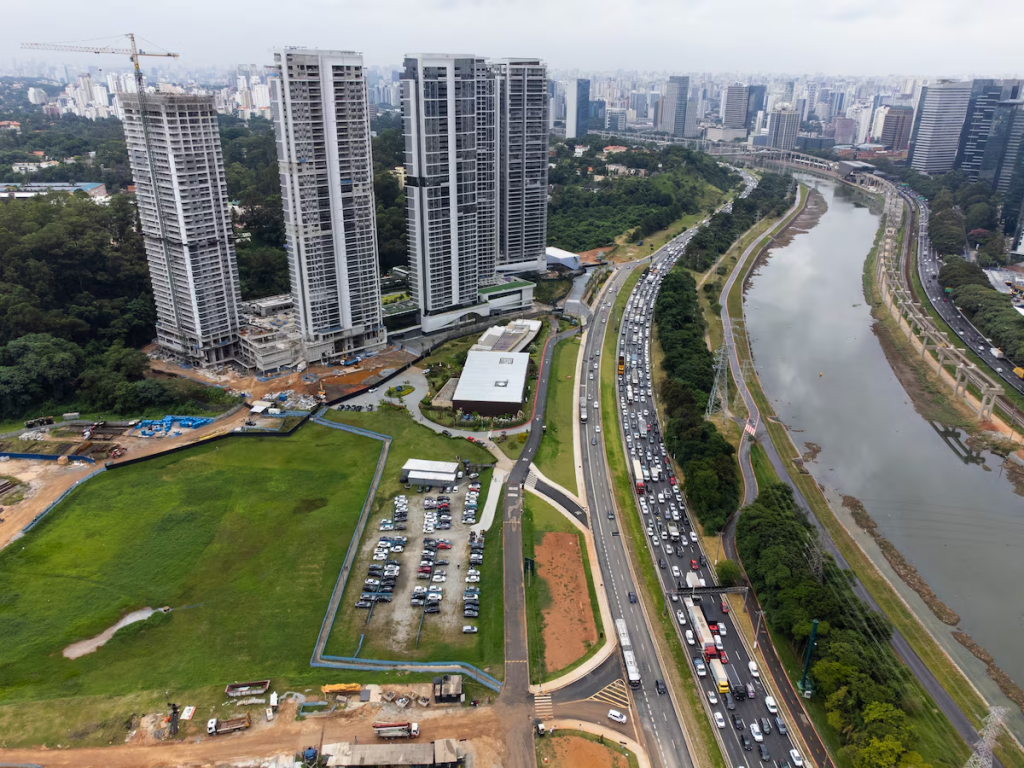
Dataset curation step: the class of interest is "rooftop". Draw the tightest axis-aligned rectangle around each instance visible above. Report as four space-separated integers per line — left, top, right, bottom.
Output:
479 280 533 295
403 459 461 475
453 351 529 405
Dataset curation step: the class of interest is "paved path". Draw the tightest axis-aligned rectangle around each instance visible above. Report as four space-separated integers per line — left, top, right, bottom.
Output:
718 182 993 760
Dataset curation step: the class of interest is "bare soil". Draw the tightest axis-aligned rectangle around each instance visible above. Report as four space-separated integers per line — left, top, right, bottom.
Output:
536 532 597 674
537 734 629 768
0 700 507 767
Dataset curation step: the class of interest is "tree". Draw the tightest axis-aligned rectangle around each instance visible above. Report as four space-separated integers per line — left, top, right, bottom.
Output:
716 559 742 586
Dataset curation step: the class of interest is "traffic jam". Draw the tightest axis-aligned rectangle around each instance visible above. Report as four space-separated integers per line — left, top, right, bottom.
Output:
610 237 804 766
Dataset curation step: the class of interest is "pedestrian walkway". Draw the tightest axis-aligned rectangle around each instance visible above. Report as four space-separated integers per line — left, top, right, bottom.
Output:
471 467 507 534
526 464 584 509
534 692 554 719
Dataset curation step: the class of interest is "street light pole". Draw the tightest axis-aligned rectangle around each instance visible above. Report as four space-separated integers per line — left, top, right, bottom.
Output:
753 610 765 649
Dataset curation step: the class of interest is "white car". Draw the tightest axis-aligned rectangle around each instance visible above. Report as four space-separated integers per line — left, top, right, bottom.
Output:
748 660 760 678
672 565 681 578
790 750 804 767
750 722 763 742
685 630 695 645
713 711 725 729
607 709 627 724
465 575 480 583
764 695 777 714
689 531 698 543
431 574 446 583
595 425 601 433
462 625 478 634
675 609 687 626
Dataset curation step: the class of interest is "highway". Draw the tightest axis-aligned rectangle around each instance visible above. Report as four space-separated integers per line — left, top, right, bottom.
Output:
905 192 1024 397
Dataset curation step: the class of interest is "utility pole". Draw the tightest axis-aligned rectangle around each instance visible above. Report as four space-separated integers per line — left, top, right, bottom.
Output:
798 618 818 697
753 610 765 649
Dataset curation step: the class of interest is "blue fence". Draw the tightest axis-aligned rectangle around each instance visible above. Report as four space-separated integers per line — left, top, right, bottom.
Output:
0 451 95 464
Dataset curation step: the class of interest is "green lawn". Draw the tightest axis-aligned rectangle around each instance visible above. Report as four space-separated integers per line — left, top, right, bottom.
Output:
749 442 779 490
321 409 504 680
533 334 581 494
0 422 381 744
522 493 603 684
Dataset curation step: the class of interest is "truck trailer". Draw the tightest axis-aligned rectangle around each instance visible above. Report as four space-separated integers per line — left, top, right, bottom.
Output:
372 722 420 739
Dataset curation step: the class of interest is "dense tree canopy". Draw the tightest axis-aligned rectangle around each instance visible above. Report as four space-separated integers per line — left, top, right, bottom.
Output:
737 484 929 768
547 141 740 252
653 268 740 532
939 259 1024 359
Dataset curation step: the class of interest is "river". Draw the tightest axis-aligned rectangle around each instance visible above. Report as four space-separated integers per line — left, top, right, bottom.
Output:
743 178 1024 700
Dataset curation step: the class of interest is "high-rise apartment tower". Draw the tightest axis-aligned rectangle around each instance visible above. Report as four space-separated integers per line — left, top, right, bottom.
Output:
120 92 241 366
269 48 385 363
767 108 800 150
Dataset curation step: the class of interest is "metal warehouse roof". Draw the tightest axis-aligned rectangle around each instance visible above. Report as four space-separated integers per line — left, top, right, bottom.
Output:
406 470 456 484
402 459 460 474
452 351 529 405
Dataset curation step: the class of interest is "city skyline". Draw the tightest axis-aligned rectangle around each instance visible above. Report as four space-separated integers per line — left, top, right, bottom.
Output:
3 0 1024 76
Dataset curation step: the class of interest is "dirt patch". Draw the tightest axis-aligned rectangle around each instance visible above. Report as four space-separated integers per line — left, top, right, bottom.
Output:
536 532 597 674
538 734 629 768
953 631 1024 715
802 442 822 463
841 494 960 625
579 247 614 265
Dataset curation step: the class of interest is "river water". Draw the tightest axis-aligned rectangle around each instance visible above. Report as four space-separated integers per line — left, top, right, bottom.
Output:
743 178 1024 691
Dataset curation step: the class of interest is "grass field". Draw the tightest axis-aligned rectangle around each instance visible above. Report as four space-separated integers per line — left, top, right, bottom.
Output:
600 267 726 768
0 422 382 744
321 409 505 679
534 334 581 494
523 493 603 684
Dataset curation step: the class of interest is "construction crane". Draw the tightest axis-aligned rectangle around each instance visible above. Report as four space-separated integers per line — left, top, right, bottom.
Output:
21 34 187 356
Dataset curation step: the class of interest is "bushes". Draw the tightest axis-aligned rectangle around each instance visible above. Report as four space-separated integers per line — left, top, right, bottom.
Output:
737 484 928 767
938 259 1024 359
682 172 795 271
654 268 740 533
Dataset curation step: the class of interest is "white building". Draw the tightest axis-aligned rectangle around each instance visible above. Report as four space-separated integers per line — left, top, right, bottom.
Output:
767 108 800 150
495 59 549 274
120 93 242 366
908 81 972 175
452 351 530 417
269 48 386 364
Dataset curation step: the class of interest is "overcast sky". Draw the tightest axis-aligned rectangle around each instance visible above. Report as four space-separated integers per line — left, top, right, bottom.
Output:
5 0 1022 77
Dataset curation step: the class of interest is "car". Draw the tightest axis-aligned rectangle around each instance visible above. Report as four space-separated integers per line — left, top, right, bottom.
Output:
676 609 687 626
724 692 736 710
750 722 763 743
764 695 777 714
713 711 725 729
655 679 667 695
790 750 803 767
732 714 745 731
720 599 729 614
775 716 788 735
659 558 667 569
706 690 718 705
628 591 637 603
592 437 597 445
669 476 676 485
693 657 706 677
719 650 729 664
690 559 699 570
608 511 615 520
462 625 478 634
595 425 601 433
748 660 760 678
746 683 756 700
685 630 694 645
758 743 770 762
354 600 372 609
689 531 698 543
671 565 681 578
760 716 772 735
740 733 752 751
607 709 627 724
465 575 480 583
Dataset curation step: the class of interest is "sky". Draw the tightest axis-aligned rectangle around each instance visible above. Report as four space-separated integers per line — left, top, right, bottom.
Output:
4 0 1023 77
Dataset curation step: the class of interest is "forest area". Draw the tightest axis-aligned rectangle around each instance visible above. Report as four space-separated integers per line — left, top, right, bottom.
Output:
939 259 1024 359
546 139 740 252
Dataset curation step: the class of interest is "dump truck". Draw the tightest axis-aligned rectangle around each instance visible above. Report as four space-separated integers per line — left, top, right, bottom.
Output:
207 711 251 735
373 722 420 739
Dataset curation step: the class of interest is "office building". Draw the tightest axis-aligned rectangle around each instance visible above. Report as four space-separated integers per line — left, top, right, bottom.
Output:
565 78 590 139
746 85 767 130
606 108 627 132
972 98 1024 195
721 84 749 130
879 105 914 150
908 81 972 174
684 98 701 138
402 54 534 334
658 76 690 137
958 80 1019 183
120 92 242 366
269 49 385 364
767 108 800 150
495 59 549 274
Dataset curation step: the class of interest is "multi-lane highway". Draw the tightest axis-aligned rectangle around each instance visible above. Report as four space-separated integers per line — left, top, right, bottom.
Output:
906 193 1024 396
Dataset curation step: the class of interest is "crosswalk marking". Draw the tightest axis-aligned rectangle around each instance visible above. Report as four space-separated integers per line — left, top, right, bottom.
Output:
586 678 631 708
534 693 553 717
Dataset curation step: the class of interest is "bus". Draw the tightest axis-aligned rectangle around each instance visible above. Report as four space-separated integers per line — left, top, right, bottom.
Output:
631 370 639 386
618 355 625 375
615 619 642 688
632 458 645 493
579 396 588 424
638 419 647 436
709 658 730 694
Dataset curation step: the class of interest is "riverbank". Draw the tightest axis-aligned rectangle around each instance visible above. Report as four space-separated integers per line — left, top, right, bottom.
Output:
736 177 1024 761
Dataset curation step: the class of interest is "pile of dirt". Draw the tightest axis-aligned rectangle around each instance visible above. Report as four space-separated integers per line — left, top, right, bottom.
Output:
535 532 598 674
538 734 629 768
841 494 960 626
953 630 1024 715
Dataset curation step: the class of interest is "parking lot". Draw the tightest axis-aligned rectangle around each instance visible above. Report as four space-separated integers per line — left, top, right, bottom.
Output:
344 475 492 653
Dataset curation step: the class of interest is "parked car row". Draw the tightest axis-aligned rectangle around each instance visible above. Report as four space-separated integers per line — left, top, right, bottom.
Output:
463 530 487 622
462 482 482 524
356 535 408 608
380 495 408 532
